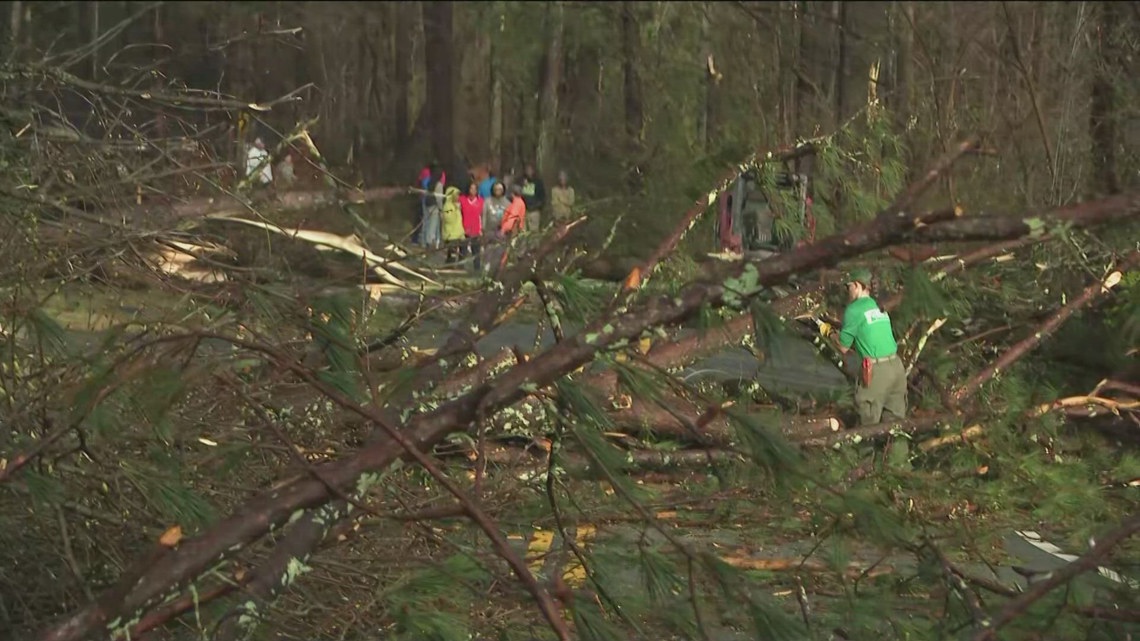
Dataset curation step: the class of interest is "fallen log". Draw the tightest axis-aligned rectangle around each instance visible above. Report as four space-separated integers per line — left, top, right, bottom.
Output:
465 442 744 475
153 185 409 222
201 215 441 288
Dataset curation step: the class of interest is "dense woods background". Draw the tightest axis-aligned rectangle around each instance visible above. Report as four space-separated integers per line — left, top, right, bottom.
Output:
3 3 1140 641
11 1 1137 218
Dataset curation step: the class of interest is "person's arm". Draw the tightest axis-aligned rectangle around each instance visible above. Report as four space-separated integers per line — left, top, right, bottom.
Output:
836 306 860 355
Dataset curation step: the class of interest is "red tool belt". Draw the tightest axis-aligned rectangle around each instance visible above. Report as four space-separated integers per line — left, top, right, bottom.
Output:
861 357 873 388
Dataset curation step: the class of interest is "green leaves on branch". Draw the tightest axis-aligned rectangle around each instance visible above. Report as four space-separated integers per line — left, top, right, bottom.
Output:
724 407 801 479
553 272 605 324
897 266 954 323
389 553 490 641
307 291 365 402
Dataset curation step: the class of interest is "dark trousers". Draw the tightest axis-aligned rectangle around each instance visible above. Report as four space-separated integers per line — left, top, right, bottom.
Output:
464 235 482 272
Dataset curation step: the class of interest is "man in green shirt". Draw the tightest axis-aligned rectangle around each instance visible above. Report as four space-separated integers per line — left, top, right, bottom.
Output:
831 268 908 425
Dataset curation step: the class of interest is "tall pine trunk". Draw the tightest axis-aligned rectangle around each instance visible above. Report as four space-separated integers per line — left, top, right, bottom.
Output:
488 2 504 172
535 1 564 180
830 0 847 127
1088 1 1121 195
393 1 412 148
620 1 644 193
423 1 455 169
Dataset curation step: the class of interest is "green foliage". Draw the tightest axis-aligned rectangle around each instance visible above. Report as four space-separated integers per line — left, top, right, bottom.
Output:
120 460 217 531
554 380 645 500
895 266 955 324
307 291 365 401
387 553 490 641
748 299 790 361
810 114 909 226
638 546 684 604
703 554 808 641
571 594 625 641
26 307 73 357
22 468 64 508
723 407 801 479
824 490 912 548
552 272 605 324
131 365 188 443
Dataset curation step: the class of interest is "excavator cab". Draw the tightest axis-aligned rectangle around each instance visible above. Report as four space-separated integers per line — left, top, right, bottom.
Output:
713 170 812 260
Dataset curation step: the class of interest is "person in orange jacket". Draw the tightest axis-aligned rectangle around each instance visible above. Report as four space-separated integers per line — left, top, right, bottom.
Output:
500 184 527 236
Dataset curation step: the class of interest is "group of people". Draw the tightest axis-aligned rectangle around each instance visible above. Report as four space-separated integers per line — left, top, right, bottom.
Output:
244 137 298 188
412 161 577 273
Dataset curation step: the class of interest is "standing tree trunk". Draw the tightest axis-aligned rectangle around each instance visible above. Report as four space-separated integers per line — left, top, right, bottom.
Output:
9 0 20 49
152 5 167 139
89 1 100 78
698 2 718 151
792 1 809 139
423 1 455 169
393 0 412 148
535 1 564 180
896 1 915 129
488 2 504 173
1088 1 1121 195
830 0 847 127
620 1 644 193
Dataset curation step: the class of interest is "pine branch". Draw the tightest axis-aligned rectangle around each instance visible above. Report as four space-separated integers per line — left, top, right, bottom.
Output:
951 250 1140 407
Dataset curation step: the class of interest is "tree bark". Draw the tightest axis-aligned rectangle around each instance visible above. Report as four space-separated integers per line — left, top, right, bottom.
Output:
620 1 644 193
423 1 455 168
830 0 847 127
89 1 100 78
791 1 810 138
9 0 21 48
896 1 915 129
698 2 716 150
1088 1 1121 195
488 1 504 172
535 1 564 180
393 0 412 148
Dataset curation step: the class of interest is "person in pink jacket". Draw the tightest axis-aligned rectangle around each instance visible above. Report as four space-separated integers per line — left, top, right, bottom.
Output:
459 181 484 272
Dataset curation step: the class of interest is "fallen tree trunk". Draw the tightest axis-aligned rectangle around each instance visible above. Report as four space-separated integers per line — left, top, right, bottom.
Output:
202 215 440 288
153 185 409 222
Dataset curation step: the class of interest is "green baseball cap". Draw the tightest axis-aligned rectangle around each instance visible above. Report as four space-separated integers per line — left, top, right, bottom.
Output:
847 268 873 287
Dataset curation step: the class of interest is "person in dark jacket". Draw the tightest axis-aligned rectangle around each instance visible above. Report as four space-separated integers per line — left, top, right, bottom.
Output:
519 162 545 232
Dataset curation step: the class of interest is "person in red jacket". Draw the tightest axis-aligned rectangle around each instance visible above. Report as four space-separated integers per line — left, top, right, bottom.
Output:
460 181 484 272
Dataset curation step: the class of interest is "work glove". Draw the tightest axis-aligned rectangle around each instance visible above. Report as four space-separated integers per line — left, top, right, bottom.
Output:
816 320 833 337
